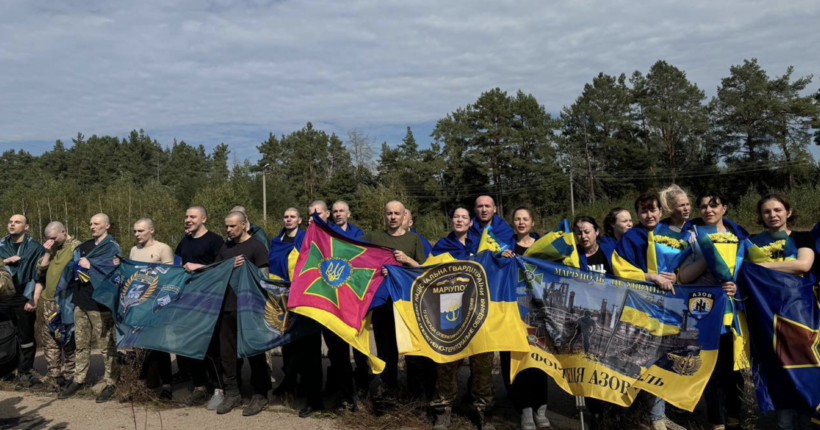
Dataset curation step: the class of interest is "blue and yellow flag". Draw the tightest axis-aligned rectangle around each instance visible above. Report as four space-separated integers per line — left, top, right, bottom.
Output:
738 263 820 416
477 224 509 254
611 222 690 281
268 228 305 281
55 236 120 324
524 219 580 268
746 230 798 264
621 290 683 336
385 251 530 363
512 256 726 411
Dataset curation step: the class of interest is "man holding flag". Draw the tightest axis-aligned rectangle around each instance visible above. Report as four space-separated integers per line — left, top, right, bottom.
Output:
60 214 121 402
0 214 45 389
361 200 433 398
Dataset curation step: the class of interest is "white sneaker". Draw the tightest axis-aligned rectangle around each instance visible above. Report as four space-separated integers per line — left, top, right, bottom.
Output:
535 404 550 428
521 407 536 430
207 389 224 411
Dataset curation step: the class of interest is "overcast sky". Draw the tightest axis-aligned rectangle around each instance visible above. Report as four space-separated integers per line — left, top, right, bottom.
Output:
1 0 818 161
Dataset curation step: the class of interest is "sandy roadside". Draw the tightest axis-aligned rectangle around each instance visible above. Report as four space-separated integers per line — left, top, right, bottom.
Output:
0 390 336 430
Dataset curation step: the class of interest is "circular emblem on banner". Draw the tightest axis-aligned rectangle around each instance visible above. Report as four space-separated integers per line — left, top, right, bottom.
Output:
120 269 159 314
411 261 489 356
687 291 714 320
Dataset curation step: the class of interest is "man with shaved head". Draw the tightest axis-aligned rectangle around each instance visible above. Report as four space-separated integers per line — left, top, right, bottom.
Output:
120 218 174 400
35 221 80 390
0 214 45 388
330 201 364 239
174 205 226 409
362 200 432 399
230 205 270 251
60 213 122 402
468 195 516 256
213 211 271 416
401 208 432 258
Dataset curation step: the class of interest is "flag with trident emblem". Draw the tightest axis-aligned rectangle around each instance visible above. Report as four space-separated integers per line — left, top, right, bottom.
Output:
288 215 397 373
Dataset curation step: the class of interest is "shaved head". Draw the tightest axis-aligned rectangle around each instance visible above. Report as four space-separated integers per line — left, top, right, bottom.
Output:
385 200 406 213
231 206 247 214
226 211 248 224
45 221 66 236
187 206 207 218
134 218 154 230
91 213 110 225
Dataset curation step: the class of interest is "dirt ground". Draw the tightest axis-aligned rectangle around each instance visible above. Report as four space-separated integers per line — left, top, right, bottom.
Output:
0 350 779 430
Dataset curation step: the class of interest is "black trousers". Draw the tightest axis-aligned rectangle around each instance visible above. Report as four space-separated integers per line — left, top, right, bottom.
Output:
500 352 549 413
219 310 271 397
323 328 356 401
140 350 172 386
0 304 36 374
372 300 399 391
177 320 223 389
278 319 324 407
705 333 743 425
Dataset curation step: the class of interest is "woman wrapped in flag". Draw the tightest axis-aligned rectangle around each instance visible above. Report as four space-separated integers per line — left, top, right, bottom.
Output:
748 195 816 430
659 184 692 233
424 206 475 265
573 216 613 275
678 191 748 430
599 207 633 260
611 193 688 430
499 206 551 430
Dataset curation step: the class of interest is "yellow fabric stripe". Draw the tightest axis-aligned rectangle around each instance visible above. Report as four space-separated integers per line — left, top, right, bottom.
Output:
477 227 500 253
392 300 530 363
291 306 385 374
423 252 456 265
732 310 751 371
287 248 300 281
611 250 648 281
620 307 680 336
646 232 659 275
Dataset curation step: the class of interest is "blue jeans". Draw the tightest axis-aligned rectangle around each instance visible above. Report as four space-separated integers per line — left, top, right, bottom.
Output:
775 409 812 430
649 395 665 421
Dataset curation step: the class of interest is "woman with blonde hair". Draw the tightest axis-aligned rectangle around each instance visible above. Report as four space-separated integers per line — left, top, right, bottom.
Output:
659 184 691 232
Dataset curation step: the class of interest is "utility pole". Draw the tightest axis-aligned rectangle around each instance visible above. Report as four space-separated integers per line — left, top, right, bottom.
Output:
569 169 575 217
262 163 270 223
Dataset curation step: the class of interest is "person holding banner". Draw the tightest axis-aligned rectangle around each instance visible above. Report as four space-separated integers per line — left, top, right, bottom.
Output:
747 195 815 429
426 206 474 263
500 206 551 430
679 192 748 430
573 216 612 275
468 196 515 257
612 195 687 430
114 218 175 401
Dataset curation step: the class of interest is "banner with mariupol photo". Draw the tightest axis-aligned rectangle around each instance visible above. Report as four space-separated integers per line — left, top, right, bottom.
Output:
510 256 727 411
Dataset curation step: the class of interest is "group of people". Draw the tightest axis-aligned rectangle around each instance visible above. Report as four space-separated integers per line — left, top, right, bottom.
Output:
0 187 818 430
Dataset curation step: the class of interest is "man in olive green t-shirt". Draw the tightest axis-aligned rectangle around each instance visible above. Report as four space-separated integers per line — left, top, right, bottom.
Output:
362 200 434 399
34 221 80 388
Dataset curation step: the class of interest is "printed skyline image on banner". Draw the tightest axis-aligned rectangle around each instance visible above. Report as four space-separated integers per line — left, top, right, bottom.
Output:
512 256 727 411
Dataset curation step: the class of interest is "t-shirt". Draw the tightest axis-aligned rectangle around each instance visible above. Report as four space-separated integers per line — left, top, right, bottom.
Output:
216 237 269 312
514 244 529 256
72 240 107 312
130 241 174 264
11 242 21 253
280 234 295 244
585 247 612 275
790 231 814 252
175 230 224 266
362 230 425 265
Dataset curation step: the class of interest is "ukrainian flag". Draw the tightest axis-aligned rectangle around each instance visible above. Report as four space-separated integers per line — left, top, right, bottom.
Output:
524 220 580 268
477 224 509 254
620 290 683 336
385 251 530 363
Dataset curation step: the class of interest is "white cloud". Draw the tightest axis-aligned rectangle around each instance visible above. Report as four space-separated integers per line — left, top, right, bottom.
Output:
1 0 818 157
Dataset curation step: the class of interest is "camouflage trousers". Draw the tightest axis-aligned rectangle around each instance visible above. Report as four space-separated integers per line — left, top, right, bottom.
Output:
40 300 76 381
73 307 119 385
431 352 495 411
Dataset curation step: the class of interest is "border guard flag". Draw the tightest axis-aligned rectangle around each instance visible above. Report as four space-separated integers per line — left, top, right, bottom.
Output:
738 263 820 416
385 251 529 363
287 215 395 373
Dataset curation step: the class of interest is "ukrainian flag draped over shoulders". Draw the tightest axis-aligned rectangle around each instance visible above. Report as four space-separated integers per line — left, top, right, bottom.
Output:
385 251 529 363
425 233 473 265
612 221 691 281
287 216 395 373
468 215 515 254
268 228 305 281
738 263 820 415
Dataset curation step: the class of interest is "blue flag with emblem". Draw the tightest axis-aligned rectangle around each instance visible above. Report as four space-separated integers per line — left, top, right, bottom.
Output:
737 263 820 415
55 236 120 324
95 258 234 359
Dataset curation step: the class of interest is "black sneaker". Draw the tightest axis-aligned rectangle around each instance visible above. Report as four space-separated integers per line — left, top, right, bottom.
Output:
217 395 242 415
159 387 173 401
185 389 208 406
242 394 267 416
96 385 116 403
59 382 84 399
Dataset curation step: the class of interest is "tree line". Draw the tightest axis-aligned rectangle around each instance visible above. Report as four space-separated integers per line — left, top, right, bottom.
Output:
2 58 819 250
